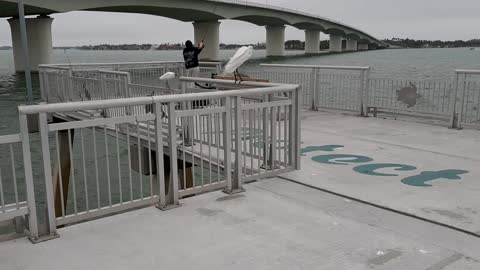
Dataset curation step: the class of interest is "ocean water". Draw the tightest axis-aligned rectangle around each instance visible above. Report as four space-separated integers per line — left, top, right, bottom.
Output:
1 47 480 135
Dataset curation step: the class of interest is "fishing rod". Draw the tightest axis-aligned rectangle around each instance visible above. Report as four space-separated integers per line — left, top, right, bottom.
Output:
200 1 220 44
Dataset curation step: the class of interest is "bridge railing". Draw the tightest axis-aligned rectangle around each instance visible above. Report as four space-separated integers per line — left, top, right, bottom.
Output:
9 77 300 242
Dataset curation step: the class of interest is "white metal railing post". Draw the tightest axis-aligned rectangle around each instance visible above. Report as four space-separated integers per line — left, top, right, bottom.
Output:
359 69 366 116
311 68 319 111
154 102 168 210
181 81 193 145
39 70 46 101
225 96 244 194
294 86 302 170
450 72 460 129
18 113 39 242
44 71 50 102
37 112 59 241
165 102 180 209
288 91 295 167
457 73 468 130
124 73 132 115
67 69 73 101
223 96 234 193
364 68 370 116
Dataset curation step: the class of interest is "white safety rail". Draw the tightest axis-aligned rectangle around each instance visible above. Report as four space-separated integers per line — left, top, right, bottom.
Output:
0 132 38 241
245 64 480 125
15 77 301 241
39 61 223 103
451 70 480 129
245 64 370 114
367 78 454 119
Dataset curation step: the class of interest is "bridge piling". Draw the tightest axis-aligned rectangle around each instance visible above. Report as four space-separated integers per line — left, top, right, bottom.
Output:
193 21 220 61
305 30 321 54
266 25 286 56
7 16 53 72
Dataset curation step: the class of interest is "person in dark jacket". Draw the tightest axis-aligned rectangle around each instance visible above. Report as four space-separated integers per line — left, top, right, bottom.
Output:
183 40 204 78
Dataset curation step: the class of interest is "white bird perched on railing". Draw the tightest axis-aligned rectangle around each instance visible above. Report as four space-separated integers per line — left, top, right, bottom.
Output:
221 46 254 80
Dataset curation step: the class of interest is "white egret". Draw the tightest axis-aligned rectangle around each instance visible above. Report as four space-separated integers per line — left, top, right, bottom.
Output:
221 46 254 80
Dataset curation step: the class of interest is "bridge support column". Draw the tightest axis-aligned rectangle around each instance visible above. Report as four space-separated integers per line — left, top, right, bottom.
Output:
266 25 285 56
193 21 220 61
346 40 358 51
305 30 320 54
329 35 343 52
358 43 369 51
8 16 53 72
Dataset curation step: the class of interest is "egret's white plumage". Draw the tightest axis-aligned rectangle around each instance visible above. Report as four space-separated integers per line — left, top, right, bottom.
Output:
221 46 253 76
159 72 176 81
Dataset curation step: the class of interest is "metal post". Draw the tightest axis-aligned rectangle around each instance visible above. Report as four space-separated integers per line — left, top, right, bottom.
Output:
124 73 132 115
19 113 39 242
311 68 319 110
67 69 73 101
17 0 34 104
165 102 180 208
294 87 302 170
359 69 366 116
225 96 244 194
154 102 169 210
37 112 59 241
450 72 460 129
363 68 370 116
457 73 468 130
222 97 234 193
39 70 45 101
288 91 295 167
181 81 193 145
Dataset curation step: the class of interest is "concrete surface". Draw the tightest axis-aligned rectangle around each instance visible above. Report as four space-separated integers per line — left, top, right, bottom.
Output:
1 177 479 270
284 111 480 234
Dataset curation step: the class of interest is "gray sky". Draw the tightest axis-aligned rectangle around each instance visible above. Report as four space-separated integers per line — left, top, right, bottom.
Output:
0 0 479 46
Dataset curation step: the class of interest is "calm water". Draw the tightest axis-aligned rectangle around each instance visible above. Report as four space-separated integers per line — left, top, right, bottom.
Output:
1 47 480 134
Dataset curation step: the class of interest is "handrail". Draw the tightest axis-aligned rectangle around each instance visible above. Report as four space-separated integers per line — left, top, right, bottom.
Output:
39 61 221 68
260 64 371 71
455 69 480 74
19 78 299 114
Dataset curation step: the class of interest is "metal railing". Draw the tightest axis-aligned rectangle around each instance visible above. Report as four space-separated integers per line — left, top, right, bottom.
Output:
367 78 454 119
245 64 480 126
451 70 480 129
39 61 223 103
0 134 34 222
246 64 370 115
0 130 38 240
5 77 300 242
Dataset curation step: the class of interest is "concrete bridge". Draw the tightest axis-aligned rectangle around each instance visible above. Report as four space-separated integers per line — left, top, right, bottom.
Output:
0 0 388 71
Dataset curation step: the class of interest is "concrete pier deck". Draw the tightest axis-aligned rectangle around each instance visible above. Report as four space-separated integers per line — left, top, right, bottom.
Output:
285 111 480 235
1 111 479 269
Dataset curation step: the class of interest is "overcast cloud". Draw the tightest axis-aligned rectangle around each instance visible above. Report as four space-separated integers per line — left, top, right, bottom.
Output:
0 0 479 46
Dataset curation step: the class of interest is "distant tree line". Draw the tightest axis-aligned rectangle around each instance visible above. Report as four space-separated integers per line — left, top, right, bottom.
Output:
384 38 480 48
75 40 328 51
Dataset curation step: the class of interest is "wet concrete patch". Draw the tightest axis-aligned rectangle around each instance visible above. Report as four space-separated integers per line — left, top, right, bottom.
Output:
368 249 403 266
196 208 223 217
216 194 245 202
425 253 463 270
428 209 467 221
